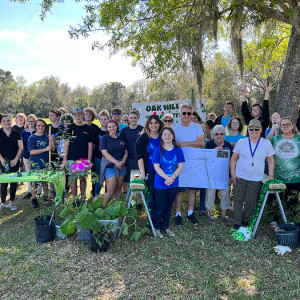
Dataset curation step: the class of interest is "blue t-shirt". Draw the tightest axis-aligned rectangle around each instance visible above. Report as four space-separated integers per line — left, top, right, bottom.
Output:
147 136 161 172
152 147 185 189
117 123 128 136
21 129 36 159
28 134 49 170
225 133 246 144
221 116 232 128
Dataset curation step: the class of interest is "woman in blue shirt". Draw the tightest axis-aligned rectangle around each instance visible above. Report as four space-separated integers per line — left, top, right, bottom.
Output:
153 127 185 238
135 115 163 216
225 117 246 147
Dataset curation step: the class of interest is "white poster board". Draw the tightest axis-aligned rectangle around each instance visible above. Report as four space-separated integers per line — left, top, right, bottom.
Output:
179 149 230 189
132 98 206 126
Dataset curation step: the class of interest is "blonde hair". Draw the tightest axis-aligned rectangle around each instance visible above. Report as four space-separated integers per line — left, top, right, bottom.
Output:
25 114 37 129
15 113 26 127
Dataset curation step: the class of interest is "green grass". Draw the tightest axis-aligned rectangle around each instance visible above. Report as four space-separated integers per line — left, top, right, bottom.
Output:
0 183 299 299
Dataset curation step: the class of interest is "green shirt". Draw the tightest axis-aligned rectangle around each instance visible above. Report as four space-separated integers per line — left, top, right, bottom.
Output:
271 134 300 184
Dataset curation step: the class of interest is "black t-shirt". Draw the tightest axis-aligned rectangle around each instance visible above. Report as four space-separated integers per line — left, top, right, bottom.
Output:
48 123 63 162
88 123 100 160
100 135 127 168
120 125 143 159
65 123 93 160
94 127 107 159
12 125 24 134
0 128 21 160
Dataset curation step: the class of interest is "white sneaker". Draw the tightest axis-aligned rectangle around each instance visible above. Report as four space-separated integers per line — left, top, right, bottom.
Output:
8 203 17 211
155 229 163 239
164 229 176 237
0 203 6 211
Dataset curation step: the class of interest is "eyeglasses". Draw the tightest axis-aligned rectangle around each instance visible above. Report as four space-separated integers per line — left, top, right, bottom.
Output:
248 128 260 132
123 119 129 122
231 122 239 125
182 112 192 116
27 120 35 123
113 113 121 115
214 133 224 136
280 123 292 128
163 119 173 123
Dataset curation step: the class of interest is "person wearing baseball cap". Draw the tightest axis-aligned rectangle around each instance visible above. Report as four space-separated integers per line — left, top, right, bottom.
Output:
230 119 275 230
61 107 93 202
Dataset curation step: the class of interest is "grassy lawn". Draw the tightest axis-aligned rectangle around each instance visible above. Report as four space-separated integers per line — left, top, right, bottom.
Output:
0 183 299 299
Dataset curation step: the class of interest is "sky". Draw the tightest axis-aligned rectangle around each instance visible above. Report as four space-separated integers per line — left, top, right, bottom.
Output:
0 0 145 89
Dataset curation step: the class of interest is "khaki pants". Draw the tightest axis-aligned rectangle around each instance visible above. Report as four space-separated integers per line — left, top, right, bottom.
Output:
233 178 262 225
205 187 231 211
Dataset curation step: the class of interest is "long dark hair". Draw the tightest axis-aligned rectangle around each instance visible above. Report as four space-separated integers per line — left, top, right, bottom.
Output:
227 116 244 133
142 114 164 135
160 127 180 152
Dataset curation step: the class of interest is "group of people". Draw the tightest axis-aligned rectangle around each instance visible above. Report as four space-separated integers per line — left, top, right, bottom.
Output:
0 86 299 239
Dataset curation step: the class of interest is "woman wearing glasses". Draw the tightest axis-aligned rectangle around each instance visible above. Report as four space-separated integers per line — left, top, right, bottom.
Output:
225 117 246 146
230 119 275 230
21 114 37 200
205 125 233 223
271 117 300 217
162 114 174 127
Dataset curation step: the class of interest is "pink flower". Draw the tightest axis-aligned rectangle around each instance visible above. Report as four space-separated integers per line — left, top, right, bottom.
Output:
71 159 91 173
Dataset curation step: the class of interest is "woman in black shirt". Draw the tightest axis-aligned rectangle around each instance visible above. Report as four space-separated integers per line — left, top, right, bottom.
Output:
0 115 23 211
100 120 128 206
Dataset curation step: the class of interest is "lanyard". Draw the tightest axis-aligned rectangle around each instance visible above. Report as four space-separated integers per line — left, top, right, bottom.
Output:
249 137 260 158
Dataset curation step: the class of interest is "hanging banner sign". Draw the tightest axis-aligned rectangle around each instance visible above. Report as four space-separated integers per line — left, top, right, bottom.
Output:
132 98 206 126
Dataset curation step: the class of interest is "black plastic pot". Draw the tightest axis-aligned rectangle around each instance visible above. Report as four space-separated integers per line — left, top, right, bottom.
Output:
90 233 109 253
276 224 299 249
35 220 55 243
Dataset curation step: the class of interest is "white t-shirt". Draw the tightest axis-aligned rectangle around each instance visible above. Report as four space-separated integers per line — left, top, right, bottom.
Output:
174 122 204 188
233 137 275 181
173 122 204 157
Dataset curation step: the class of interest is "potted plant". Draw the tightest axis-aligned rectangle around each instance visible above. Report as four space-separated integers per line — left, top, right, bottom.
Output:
34 208 55 243
60 197 148 251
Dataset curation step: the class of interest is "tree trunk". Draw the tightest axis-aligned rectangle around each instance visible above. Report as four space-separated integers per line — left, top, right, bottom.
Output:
274 24 300 121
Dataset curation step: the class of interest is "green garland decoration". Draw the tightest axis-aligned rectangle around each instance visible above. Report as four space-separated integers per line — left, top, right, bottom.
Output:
232 179 285 241
129 178 149 200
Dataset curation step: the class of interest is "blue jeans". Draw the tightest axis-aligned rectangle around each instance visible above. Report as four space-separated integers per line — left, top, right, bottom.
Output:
146 171 156 215
95 157 101 195
199 188 206 211
154 187 178 229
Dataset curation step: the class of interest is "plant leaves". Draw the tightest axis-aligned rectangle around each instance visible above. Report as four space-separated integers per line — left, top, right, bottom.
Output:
130 231 141 242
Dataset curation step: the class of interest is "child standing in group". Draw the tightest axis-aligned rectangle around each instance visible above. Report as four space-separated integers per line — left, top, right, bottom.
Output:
152 127 185 238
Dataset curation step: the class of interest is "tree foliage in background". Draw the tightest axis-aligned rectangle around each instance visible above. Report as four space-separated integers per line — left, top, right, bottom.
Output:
17 0 298 119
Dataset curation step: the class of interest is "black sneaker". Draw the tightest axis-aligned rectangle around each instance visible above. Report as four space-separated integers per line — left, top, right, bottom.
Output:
175 215 182 227
241 221 249 227
23 192 32 200
186 213 199 225
233 224 241 230
32 198 39 208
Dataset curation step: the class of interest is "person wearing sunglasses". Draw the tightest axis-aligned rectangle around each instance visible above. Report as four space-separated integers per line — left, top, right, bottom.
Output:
173 103 205 226
111 108 127 135
270 117 300 219
162 114 174 127
205 125 233 224
230 119 275 230
122 115 129 125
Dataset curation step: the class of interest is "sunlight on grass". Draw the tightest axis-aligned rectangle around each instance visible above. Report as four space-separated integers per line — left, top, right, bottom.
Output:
236 274 257 296
0 210 23 225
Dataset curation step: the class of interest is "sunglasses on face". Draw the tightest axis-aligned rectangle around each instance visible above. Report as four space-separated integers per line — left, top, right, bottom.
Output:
214 133 224 136
280 123 292 128
113 113 121 115
182 112 192 116
248 128 260 132
163 119 173 123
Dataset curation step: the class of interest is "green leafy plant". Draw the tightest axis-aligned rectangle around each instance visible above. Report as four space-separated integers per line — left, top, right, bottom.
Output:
59 197 149 245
